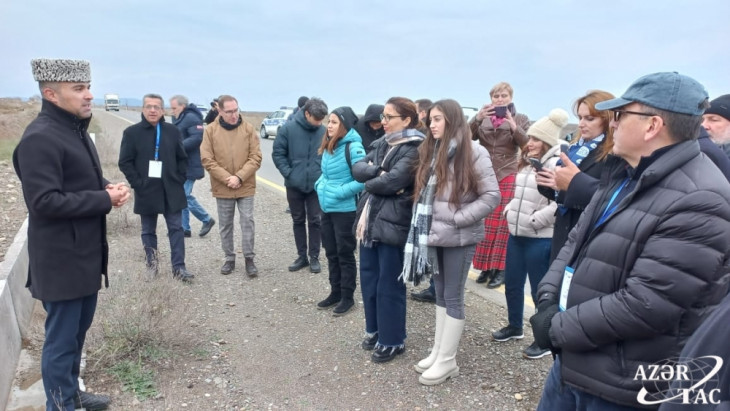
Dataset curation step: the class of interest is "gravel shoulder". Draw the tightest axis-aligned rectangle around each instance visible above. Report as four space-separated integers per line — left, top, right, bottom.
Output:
11 110 552 410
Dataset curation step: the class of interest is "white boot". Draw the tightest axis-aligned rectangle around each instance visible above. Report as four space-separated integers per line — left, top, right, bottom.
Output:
414 305 446 373
419 315 465 385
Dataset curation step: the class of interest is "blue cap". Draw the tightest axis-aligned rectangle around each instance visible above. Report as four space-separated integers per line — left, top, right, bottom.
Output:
595 72 709 116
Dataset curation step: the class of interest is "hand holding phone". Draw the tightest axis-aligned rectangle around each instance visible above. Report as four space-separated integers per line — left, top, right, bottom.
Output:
493 106 508 118
529 157 543 172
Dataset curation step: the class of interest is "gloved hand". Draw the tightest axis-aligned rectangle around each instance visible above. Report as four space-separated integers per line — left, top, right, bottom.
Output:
530 302 560 351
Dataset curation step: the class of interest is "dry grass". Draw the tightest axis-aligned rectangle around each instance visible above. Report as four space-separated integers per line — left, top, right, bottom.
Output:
0 98 39 161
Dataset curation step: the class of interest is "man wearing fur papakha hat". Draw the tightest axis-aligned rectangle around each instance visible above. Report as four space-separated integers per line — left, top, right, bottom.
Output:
13 58 129 410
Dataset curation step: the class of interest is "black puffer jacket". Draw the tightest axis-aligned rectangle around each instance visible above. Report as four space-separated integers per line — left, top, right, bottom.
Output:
538 140 608 262
173 103 205 180
538 140 730 409
354 104 385 153
352 133 424 247
272 109 324 193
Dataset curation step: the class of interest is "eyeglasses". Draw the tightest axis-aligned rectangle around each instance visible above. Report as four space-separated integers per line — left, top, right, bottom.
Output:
380 114 404 122
222 109 239 115
612 110 659 122
143 105 162 111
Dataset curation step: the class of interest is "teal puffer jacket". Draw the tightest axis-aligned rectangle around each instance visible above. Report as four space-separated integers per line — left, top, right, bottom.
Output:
315 129 366 213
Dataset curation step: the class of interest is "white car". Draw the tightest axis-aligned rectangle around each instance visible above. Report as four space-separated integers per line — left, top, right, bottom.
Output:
462 106 479 122
195 104 208 121
260 107 294 139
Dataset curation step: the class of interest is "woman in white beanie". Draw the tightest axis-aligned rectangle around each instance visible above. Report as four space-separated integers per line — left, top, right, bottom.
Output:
491 109 568 359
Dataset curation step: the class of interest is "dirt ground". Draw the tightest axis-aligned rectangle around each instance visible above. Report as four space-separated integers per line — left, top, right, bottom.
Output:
6 108 552 410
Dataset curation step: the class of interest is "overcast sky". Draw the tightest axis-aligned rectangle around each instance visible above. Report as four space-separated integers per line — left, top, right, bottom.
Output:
1 0 728 120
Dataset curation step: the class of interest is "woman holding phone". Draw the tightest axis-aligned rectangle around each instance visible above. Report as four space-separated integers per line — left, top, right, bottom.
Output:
471 82 530 289
493 109 567 358
535 90 615 263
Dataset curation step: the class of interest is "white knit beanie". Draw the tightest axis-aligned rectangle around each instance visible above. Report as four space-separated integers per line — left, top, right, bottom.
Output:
526 108 569 147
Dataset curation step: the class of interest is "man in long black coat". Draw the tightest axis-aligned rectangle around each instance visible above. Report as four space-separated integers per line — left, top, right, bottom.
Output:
118 94 192 281
13 58 130 410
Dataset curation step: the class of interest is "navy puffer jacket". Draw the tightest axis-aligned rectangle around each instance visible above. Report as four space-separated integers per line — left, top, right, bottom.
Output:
173 104 205 180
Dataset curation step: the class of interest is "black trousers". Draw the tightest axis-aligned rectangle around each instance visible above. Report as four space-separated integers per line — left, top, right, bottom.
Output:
321 211 357 296
286 187 321 259
41 293 98 410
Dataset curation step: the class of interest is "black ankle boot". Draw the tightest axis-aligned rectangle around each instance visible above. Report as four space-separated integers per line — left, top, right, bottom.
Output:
333 296 354 316
317 291 341 309
288 256 309 271
487 270 505 289
476 269 493 284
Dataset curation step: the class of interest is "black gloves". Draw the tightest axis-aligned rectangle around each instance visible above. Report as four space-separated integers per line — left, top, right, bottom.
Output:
530 301 560 351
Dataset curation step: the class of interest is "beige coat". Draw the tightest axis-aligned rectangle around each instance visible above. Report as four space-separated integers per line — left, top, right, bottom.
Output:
200 119 262 198
505 144 562 238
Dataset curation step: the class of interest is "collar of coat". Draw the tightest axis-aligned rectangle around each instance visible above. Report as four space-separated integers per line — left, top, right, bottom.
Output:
602 140 700 190
139 112 166 128
41 98 91 132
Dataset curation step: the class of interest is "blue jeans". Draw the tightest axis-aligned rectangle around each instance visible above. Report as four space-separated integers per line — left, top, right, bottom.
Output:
140 211 185 270
538 357 643 410
182 179 211 231
42 293 98 410
504 235 551 328
360 243 406 347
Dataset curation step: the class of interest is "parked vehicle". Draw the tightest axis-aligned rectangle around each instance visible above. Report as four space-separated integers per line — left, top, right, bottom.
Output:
260 107 294 139
462 106 478 122
196 104 208 120
104 94 120 111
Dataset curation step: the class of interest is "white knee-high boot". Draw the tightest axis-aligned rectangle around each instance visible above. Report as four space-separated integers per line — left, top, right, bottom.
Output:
418 315 465 385
414 305 446 373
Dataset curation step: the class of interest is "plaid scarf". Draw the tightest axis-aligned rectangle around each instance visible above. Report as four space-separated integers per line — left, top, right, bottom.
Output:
400 139 457 285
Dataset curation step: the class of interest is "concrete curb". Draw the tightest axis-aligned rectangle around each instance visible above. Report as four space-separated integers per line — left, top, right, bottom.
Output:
0 217 34 410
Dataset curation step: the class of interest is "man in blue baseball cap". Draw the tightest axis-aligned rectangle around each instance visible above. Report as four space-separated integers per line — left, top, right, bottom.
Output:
530 72 730 409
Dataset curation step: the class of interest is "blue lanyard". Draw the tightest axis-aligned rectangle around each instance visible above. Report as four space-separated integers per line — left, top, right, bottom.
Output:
154 123 160 161
595 178 630 228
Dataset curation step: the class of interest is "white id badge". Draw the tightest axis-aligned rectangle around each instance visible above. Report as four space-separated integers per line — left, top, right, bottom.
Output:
559 266 575 312
148 160 162 178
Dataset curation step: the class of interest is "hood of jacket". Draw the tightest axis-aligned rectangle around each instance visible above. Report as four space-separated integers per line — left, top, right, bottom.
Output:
361 104 384 124
336 128 362 147
173 103 203 125
540 143 564 163
294 108 321 131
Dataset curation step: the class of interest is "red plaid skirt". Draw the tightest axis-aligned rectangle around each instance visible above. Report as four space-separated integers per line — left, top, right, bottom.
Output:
473 174 516 271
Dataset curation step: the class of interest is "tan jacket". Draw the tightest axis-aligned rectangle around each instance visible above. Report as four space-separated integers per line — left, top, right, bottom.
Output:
200 119 262 198
470 113 530 181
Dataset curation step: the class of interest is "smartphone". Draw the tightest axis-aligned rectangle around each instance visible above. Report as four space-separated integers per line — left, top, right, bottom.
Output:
493 106 508 118
529 158 543 172
560 145 569 155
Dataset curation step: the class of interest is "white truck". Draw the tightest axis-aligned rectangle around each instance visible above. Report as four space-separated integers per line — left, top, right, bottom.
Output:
104 94 120 111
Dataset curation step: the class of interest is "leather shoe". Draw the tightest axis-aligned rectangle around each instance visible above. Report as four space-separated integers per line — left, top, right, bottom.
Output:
332 297 354 316
361 333 378 350
183 229 191 238
173 267 194 282
245 258 258 278
410 288 436 303
487 270 505 289
199 218 216 237
74 391 111 410
288 256 309 272
476 270 492 284
221 260 235 275
371 345 405 363
309 257 321 273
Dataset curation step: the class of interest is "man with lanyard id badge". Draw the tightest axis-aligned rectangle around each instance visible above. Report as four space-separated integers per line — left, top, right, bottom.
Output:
119 94 193 282
528 72 730 410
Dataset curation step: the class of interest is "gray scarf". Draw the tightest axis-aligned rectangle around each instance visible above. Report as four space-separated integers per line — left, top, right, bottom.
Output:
400 138 457 285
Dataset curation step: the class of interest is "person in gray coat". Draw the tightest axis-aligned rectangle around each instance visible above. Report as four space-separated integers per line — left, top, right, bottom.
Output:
272 97 328 273
402 99 500 385
530 72 730 410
